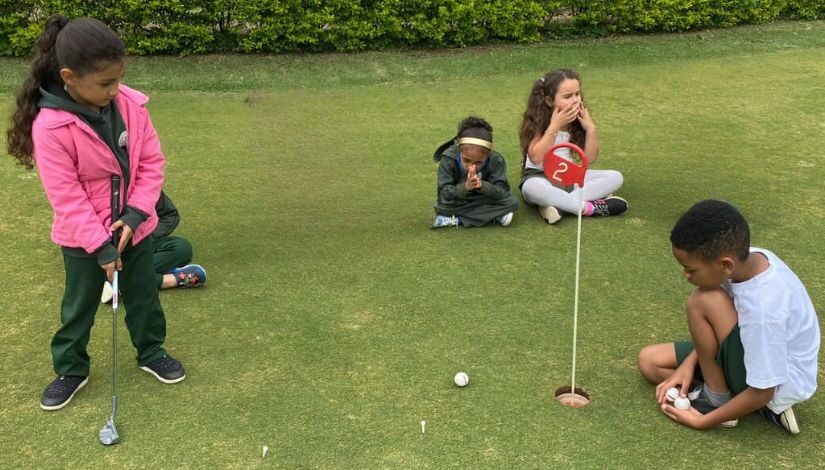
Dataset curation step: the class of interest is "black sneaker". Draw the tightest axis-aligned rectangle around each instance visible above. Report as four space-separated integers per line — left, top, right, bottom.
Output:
40 375 89 411
139 355 186 384
591 196 628 216
759 406 799 434
688 385 738 428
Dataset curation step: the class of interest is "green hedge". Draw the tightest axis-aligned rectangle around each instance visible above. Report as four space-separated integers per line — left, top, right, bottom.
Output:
0 0 821 56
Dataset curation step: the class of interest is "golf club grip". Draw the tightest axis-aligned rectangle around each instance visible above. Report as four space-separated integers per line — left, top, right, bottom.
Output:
111 175 120 246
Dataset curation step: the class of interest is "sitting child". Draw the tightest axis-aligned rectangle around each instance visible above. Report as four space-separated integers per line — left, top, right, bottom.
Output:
431 116 519 228
102 191 206 302
518 68 626 224
638 200 820 434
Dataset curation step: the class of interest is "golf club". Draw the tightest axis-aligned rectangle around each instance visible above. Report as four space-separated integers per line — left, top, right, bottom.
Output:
99 174 121 446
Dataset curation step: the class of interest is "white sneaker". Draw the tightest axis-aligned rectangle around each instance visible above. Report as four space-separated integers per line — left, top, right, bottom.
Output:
760 405 800 434
496 212 513 227
101 281 114 304
431 214 460 229
779 407 800 434
539 206 561 225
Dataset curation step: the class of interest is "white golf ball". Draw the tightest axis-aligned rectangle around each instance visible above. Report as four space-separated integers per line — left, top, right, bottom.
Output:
454 372 469 387
674 397 691 410
666 387 680 402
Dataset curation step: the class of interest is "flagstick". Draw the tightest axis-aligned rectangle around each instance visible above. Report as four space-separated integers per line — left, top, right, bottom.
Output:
571 184 583 395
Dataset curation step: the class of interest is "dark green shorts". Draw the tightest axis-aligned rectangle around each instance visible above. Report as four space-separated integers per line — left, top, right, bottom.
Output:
674 324 747 395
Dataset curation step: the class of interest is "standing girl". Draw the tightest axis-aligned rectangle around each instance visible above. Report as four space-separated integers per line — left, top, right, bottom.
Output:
7 15 186 411
431 116 520 228
518 68 627 225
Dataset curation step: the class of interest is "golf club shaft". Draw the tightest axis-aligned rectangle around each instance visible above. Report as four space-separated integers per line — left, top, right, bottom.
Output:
110 175 120 419
111 271 118 419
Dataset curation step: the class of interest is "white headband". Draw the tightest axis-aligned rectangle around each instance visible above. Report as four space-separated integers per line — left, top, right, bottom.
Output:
457 137 492 149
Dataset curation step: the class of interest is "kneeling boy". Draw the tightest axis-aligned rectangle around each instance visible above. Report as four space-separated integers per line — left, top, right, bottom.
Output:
638 200 820 434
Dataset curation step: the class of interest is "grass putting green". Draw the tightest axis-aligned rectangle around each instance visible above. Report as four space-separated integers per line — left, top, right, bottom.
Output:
2 20 824 468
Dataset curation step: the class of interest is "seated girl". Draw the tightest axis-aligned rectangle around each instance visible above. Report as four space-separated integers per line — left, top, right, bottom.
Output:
431 116 520 228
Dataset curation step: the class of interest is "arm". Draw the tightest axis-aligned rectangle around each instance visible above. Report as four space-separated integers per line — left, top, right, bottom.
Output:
526 102 580 165
477 154 513 201
151 191 180 240
655 350 698 404
125 112 165 225
33 125 112 257
436 158 470 202
528 104 600 166
116 112 165 250
662 386 774 430
578 106 599 164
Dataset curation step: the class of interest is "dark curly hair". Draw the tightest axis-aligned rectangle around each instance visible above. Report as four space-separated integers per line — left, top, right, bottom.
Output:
457 116 493 142
670 200 750 262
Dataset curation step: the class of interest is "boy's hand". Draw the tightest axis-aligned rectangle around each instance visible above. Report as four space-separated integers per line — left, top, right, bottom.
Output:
660 403 708 429
655 361 695 404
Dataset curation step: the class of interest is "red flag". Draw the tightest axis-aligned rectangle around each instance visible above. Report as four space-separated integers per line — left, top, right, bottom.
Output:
542 143 589 187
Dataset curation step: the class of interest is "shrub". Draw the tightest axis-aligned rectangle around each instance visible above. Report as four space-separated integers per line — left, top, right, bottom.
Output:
0 0 819 56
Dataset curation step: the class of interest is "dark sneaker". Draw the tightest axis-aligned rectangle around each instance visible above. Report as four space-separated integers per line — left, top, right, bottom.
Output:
431 214 459 229
689 386 738 427
590 196 628 217
495 212 513 227
40 375 89 411
139 355 186 384
170 264 207 288
759 406 799 434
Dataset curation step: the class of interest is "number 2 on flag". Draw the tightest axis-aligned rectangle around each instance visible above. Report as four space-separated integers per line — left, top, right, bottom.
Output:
542 143 588 187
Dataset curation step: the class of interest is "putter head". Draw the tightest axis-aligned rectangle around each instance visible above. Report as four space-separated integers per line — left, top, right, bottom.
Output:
99 420 120 445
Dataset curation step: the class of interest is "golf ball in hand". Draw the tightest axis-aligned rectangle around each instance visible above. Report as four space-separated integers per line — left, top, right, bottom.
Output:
454 372 469 387
666 387 680 402
674 397 691 410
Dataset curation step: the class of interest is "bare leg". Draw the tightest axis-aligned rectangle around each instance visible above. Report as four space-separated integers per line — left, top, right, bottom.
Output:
161 274 178 289
638 342 679 384
685 288 738 393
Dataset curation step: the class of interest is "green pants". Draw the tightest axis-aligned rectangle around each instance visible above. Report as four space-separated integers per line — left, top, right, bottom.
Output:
51 238 168 376
674 325 748 395
152 236 193 289
434 194 520 227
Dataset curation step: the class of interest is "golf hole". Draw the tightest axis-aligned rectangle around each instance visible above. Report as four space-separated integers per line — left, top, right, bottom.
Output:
555 386 591 408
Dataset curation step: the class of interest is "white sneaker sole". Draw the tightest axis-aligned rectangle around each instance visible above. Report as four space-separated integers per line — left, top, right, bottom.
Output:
498 212 513 227
539 206 562 225
139 366 186 384
781 406 800 434
40 377 89 411
100 282 114 304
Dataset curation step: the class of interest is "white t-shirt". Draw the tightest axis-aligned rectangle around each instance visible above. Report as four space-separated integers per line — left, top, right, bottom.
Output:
524 131 570 171
723 247 820 412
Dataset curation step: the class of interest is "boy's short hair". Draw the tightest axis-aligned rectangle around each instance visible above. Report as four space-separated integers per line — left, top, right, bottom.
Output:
670 200 750 262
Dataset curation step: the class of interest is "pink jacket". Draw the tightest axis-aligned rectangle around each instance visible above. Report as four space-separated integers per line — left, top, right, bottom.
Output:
32 85 164 254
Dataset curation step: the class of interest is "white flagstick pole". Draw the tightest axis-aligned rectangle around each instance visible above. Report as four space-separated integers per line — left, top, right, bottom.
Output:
571 184 584 395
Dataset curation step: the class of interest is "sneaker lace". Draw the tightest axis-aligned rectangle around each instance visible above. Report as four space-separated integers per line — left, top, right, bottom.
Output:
48 376 82 394
591 199 610 216
436 215 457 227
150 355 179 372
